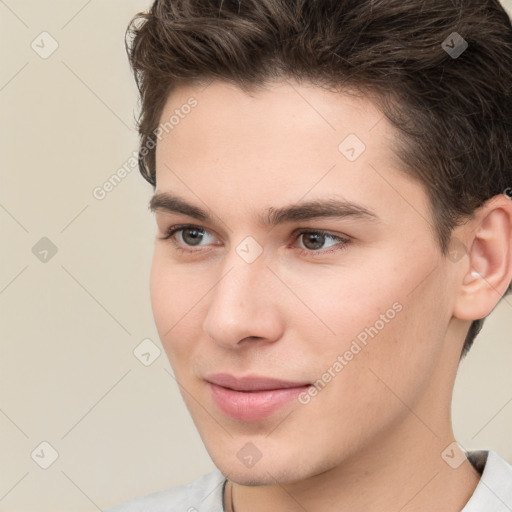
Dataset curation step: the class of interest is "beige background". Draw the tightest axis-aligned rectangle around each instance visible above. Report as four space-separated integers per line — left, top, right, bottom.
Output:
0 1 511 510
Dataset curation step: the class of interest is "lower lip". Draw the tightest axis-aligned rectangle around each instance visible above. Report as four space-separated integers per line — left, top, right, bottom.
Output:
208 382 310 422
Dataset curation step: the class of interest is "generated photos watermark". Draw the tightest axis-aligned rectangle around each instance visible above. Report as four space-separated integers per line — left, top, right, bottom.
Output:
298 301 403 404
92 96 198 200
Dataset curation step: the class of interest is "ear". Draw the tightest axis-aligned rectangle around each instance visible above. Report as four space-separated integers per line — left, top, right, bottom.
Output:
452 193 512 322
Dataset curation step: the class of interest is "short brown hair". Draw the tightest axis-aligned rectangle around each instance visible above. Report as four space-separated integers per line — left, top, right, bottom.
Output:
126 0 512 358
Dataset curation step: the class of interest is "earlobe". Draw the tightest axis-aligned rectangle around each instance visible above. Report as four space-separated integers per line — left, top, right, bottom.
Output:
453 194 512 321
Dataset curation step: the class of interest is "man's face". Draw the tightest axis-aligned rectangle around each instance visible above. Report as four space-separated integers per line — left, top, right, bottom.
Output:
150 80 459 484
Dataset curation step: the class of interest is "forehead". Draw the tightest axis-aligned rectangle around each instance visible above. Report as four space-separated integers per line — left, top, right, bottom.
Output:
157 79 390 153
153 80 428 228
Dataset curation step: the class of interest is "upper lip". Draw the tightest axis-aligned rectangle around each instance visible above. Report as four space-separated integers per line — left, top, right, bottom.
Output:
205 373 311 391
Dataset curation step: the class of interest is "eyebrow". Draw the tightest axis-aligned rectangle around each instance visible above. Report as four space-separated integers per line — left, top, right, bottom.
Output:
148 192 380 227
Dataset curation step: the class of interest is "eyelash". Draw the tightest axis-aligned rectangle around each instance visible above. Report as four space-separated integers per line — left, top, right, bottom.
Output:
159 224 351 257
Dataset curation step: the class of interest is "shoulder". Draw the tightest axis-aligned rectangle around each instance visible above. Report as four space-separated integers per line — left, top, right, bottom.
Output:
463 450 512 512
105 469 226 512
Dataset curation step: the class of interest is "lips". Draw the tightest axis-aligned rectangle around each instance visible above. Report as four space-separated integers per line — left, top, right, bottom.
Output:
206 373 311 391
205 373 312 421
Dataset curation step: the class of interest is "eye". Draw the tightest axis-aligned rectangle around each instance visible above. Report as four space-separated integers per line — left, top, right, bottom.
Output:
160 224 218 251
294 230 351 255
160 224 351 257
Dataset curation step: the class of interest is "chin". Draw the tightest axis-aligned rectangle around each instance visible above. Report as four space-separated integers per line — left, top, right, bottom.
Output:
222 466 306 486
209 447 318 486
228 471 277 486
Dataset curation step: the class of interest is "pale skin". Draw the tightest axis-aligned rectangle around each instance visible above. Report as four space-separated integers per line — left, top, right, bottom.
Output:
149 80 512 512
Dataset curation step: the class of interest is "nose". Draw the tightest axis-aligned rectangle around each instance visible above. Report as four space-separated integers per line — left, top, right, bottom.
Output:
202 253 285 350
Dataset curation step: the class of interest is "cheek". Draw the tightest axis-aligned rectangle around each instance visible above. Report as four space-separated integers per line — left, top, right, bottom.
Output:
285 247 448 398
277 253 406 347
349 298 446 418
149 251 210 363
150 249 201 320
149 253 168 332
149 253 183 352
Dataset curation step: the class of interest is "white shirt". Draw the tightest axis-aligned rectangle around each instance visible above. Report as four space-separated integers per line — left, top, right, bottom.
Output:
105 450 512 512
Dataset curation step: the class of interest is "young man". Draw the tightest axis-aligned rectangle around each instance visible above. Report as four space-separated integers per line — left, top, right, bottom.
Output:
108 0 512 510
